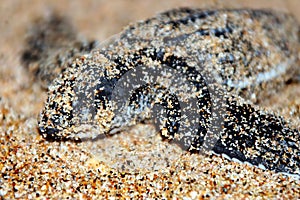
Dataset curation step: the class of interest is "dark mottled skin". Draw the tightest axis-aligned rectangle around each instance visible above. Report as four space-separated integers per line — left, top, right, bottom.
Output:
22 8 300 175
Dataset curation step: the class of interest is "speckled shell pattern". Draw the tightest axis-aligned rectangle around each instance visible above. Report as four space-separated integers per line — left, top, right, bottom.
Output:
34 9 300 175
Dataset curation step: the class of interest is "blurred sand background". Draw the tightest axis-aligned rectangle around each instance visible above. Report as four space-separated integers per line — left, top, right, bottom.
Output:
0 0 300 117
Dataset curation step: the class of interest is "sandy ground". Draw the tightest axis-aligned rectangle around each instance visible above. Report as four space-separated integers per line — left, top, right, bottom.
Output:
0 0 300 199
